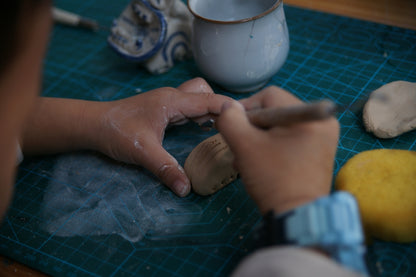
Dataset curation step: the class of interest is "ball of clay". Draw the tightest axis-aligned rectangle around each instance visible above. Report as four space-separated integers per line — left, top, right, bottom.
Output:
184 133 238 196
335 149 416 243
363 80 416 138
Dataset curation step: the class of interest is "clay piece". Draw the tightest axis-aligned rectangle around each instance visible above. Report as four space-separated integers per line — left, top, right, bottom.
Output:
108 0 192 74
363 80 416 138
184 133 238 196
335 149 416 243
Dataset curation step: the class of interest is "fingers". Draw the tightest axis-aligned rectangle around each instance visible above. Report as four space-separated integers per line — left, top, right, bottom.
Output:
177 77 214 94
155 78 232 125
138 139 191 197
175 78 233 116
216 101 261 155
169 91 233 120
240 86 303 110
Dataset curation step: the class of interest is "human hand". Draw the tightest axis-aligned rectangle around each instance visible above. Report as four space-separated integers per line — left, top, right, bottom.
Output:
92 78 231 197
216 86 339 214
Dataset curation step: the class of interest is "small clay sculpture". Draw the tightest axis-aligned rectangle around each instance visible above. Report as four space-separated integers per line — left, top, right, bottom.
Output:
363 80 416 138
184 133 238 196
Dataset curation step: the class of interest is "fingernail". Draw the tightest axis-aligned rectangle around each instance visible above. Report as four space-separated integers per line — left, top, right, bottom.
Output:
221 101 233 112
173 180 190 197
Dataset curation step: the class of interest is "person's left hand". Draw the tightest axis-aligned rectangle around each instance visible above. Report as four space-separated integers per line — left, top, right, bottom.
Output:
93 78 231 197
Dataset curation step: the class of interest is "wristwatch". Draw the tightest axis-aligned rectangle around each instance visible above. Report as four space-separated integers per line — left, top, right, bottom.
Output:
253 191 368 275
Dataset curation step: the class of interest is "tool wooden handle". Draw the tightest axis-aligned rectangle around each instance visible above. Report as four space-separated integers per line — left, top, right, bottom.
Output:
247 100 337 128
52 7 100 31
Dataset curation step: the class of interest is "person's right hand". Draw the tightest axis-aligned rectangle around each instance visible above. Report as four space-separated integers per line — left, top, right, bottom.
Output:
216 86 340 215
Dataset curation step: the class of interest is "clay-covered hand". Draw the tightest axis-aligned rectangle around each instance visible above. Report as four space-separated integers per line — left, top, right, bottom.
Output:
93 78 231 197
216 86 340 214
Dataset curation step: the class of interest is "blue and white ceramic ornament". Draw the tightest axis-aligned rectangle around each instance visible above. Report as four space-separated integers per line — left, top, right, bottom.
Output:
108 0 192 74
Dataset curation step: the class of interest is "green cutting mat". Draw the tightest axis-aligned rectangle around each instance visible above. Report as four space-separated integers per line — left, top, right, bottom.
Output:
1 0 416 276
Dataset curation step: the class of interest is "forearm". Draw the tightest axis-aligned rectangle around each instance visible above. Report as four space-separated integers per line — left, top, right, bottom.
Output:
21 97 103 155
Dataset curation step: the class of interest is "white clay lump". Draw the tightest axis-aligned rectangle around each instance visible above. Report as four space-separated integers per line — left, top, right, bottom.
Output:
363 80 416 138
184 133 238 196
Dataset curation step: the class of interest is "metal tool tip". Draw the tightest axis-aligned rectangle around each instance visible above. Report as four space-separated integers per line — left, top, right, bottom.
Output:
317 99 338 117
79 19 100 31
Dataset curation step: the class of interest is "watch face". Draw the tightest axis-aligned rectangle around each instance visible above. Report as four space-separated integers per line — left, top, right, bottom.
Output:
108 0 167 62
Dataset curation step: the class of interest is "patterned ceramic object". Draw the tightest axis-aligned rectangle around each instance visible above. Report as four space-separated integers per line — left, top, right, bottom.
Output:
108 0 192 74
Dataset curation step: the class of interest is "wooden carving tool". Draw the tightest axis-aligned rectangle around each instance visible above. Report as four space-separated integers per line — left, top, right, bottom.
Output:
199 99 337 130
246 99 337 128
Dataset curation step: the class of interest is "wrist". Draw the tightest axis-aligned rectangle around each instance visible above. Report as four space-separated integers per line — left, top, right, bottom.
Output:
75 100 105 151
255 191 327 215
75 100 118 155
244 167 333 215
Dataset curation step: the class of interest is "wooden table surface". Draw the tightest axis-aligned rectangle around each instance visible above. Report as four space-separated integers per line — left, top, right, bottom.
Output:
285 0 416 30
1 0 415 276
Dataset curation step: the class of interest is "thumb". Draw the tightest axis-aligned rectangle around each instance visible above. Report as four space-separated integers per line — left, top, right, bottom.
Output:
138 140 191 197
216 101 259 154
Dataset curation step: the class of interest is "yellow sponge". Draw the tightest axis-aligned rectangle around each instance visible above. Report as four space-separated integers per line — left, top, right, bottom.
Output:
335 149 416 243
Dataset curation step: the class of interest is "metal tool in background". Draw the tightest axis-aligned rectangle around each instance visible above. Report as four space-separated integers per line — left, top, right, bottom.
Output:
52 7 107 31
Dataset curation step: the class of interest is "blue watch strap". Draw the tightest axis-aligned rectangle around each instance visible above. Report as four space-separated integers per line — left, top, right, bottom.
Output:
254 192 368 275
